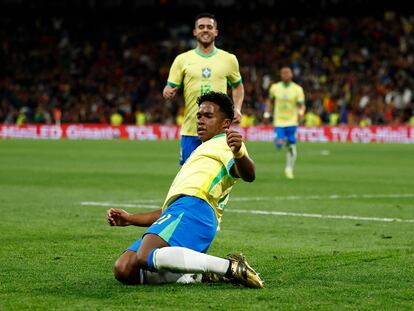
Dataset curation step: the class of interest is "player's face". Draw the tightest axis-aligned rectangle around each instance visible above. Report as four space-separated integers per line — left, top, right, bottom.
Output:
193 17 218 46
197 101 230 142
280 68 293 83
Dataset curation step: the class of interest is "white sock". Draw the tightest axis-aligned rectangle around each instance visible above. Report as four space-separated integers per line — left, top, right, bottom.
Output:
286 144 297 170
152 246 229 275
142 270 202 284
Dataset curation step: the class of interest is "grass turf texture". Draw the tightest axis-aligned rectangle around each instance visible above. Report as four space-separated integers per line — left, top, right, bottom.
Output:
0 139 413 310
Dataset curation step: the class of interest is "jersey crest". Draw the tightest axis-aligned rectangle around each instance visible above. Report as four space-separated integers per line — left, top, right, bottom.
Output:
202 67 211 78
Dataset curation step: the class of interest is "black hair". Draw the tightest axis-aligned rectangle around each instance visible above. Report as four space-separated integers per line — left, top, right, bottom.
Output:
197 91 234 121
194 12 217 27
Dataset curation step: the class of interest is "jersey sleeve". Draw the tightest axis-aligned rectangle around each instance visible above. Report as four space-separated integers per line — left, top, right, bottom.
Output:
167 55 184 88
223 142 249 178
226 54 242 87
269 84 277 100
297 86 305 104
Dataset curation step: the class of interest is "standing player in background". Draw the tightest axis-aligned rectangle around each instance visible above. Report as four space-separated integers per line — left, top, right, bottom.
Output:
163 13 244 165
264 67 305 179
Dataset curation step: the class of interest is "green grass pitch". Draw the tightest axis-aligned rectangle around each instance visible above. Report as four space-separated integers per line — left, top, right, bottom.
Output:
0 139 413 310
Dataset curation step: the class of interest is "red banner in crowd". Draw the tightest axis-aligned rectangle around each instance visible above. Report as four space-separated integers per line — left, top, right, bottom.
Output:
1 124 413 143
0 124 180 140
244 125 414 143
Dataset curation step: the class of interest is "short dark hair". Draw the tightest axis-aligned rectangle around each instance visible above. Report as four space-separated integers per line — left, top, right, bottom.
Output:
197 91 234 121
194 13 217 27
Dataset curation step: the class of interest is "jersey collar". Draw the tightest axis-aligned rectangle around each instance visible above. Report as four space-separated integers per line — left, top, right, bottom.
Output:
211 133 226 139
282 81 291 88
195 47 218 58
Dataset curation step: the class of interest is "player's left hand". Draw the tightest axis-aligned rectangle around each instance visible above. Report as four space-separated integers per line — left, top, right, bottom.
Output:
233 108 242 124
225 128 242 154
297 107 305 123
163 85 178 100
107 208 131 226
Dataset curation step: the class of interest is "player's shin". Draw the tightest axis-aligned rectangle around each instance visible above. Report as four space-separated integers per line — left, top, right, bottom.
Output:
149 246 230 275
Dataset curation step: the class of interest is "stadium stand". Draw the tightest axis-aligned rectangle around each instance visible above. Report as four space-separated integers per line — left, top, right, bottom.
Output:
0 0 413 126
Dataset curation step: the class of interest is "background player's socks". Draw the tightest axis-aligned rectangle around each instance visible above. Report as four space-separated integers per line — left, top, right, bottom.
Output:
152 246 230 275
286 144 297 170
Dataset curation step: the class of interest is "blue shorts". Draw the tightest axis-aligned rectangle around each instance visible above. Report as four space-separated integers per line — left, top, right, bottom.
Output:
127 196 217 254
180 135 202 165
275 126 297 144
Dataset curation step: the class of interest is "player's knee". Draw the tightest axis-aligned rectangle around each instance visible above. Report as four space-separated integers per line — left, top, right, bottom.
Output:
113 261 130 283
113 257 136 284
275 139 284 149
287 142 296 149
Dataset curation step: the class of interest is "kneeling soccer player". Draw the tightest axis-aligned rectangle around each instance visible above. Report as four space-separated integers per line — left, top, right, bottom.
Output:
107 91 263 288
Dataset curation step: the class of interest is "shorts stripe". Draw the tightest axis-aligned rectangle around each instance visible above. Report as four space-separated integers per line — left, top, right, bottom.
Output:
158 212 184 243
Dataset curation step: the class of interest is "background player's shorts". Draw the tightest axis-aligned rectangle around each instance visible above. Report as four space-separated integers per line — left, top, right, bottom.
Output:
127 196 217 254
180 135 202 165
275 126 298 144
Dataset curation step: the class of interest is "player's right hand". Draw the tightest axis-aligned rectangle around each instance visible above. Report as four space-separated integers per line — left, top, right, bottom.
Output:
225 128 242 154
263 111 271 125
233 108 242 124
107 208 131 226
163 85 178 100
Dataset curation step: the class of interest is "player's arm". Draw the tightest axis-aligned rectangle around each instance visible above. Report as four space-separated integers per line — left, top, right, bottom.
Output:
163 55 183 100
297 102 306 123
107 208 162 227
297 87 306 123
264 97 273 121
225 128 255 182
227 54 244 123
231 83 244 124
264 85 275 123
163 84 178 100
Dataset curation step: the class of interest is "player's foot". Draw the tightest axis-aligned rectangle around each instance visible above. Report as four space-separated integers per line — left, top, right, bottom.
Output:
285 167 294 179
176 273 202 284
225 253 264 289
201 272 229 283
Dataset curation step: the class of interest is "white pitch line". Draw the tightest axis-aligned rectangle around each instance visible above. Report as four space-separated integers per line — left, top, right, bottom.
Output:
85 193 414 205
229 209 414 223
128 199 162 203
81 201 414 224
231 193 414 202
81 201 160 209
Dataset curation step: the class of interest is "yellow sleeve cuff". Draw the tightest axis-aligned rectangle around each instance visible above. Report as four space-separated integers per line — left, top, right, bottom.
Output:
233 148 245 159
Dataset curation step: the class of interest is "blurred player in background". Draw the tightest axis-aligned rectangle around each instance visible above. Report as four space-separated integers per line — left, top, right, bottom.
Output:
163 13 244 165
264 67 305 179
107 92 263 289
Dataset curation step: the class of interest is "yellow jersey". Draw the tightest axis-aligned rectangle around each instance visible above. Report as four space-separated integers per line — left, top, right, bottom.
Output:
305 112 321 127
167 48 242 136
240 114 256 128
110 113 123 126
269 81 305 127
162 133 248 224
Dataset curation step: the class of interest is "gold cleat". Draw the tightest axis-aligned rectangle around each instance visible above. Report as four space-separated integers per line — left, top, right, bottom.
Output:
201 272 229 283
226 253 264 289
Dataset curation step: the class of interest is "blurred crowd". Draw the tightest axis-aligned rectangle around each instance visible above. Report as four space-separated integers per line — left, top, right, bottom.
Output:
1 12 414 127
